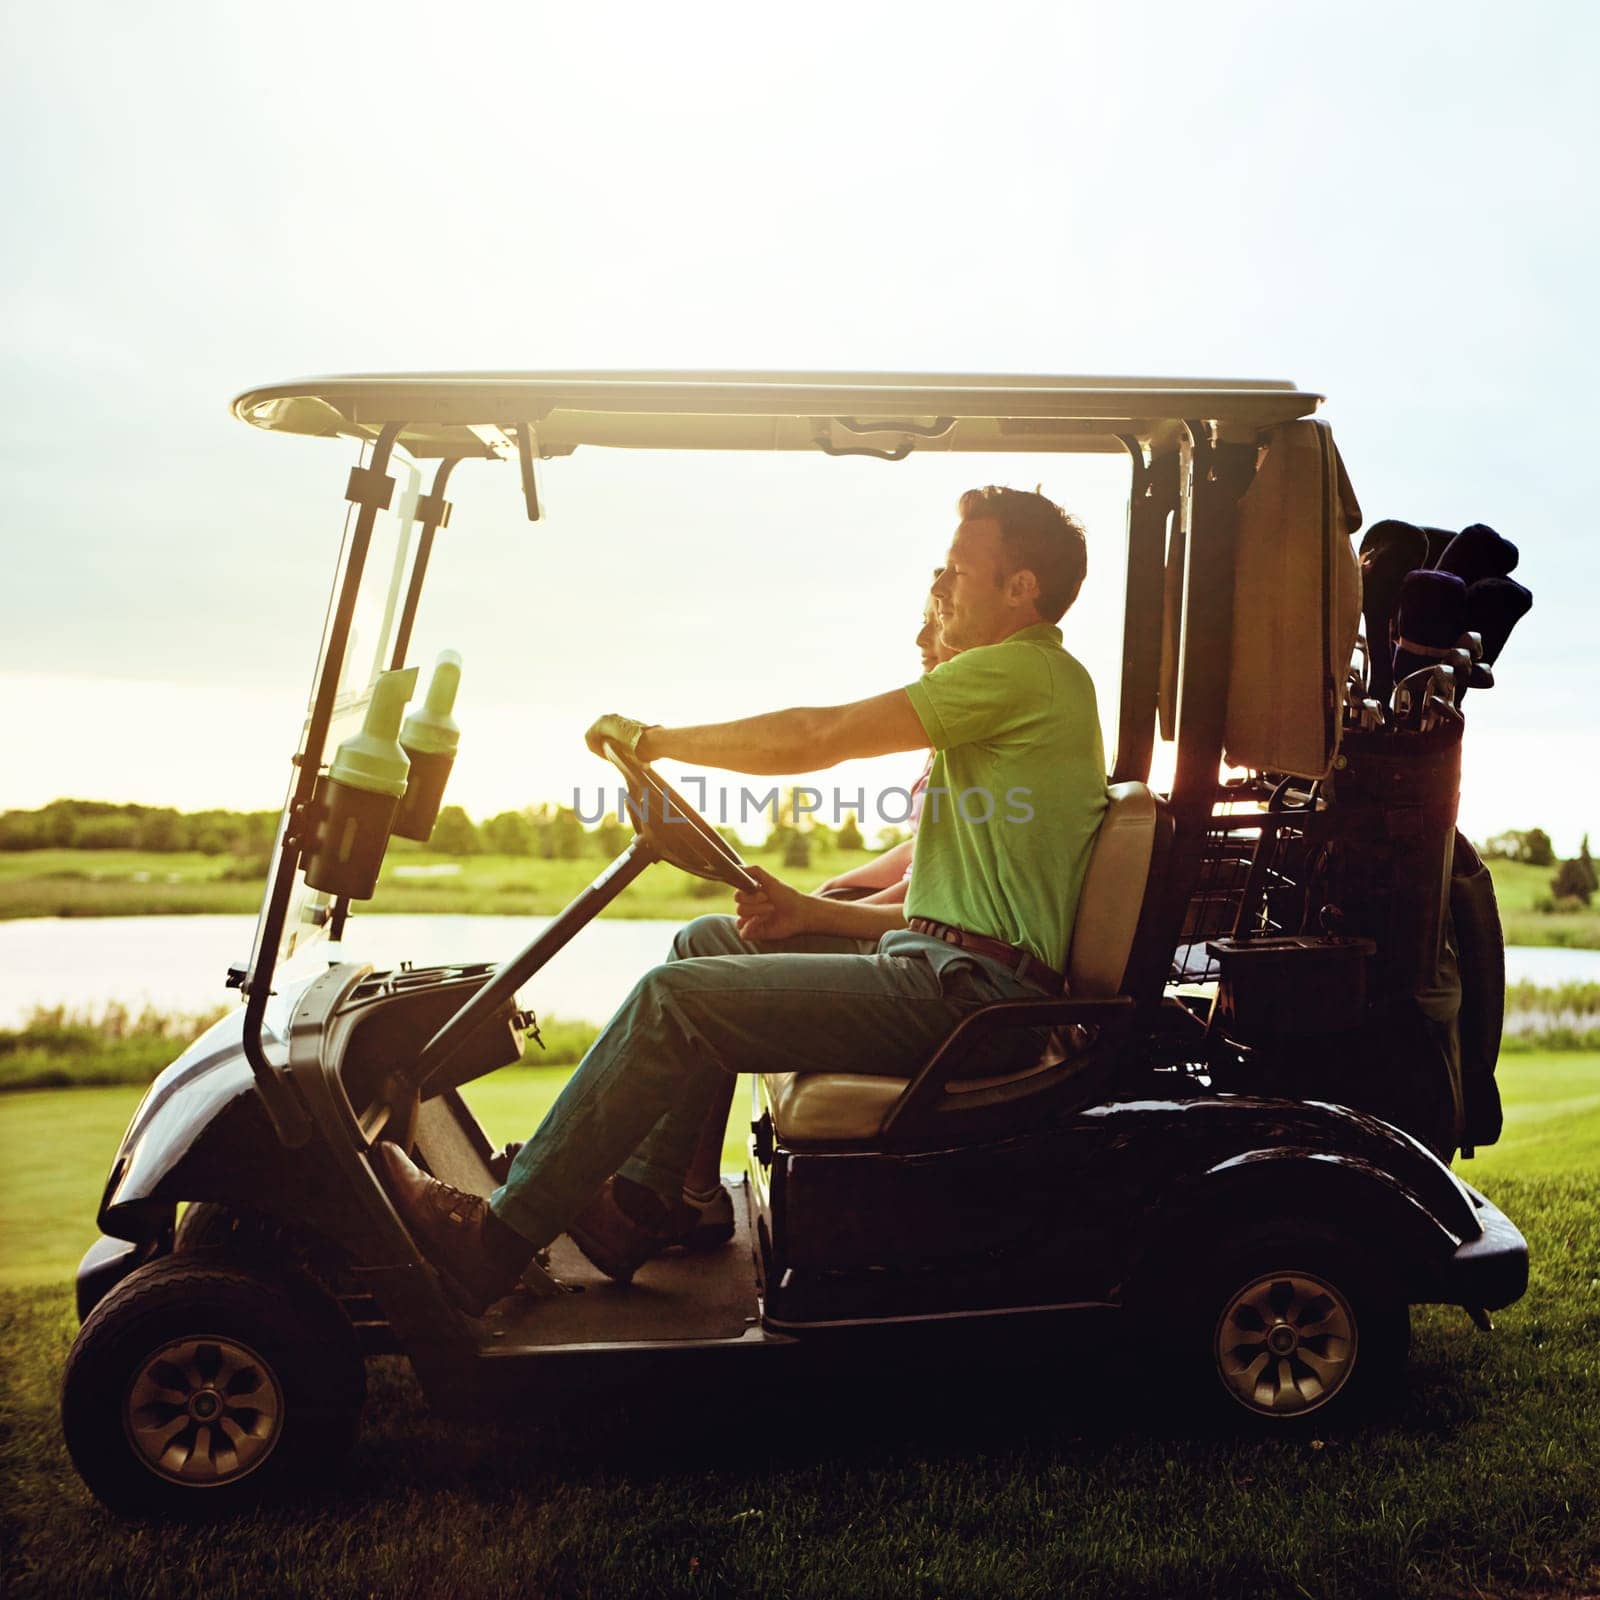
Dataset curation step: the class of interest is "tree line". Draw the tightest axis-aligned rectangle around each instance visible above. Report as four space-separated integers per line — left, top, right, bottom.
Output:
0 800 279 856
0 797 878 864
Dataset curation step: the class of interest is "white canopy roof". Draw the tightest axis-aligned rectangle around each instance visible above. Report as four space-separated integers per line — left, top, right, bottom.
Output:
232 370 1322 460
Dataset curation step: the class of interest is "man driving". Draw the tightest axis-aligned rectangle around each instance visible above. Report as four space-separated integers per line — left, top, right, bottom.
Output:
379 486 1109 1313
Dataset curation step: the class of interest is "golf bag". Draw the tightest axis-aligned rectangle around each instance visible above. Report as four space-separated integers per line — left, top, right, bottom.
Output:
1309 724 1505 1161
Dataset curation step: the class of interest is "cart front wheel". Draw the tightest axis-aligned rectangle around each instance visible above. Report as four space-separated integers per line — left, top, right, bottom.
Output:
61 1255 363 1517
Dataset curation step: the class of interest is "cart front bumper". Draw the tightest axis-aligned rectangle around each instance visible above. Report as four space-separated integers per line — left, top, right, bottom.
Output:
75 1233 155 1322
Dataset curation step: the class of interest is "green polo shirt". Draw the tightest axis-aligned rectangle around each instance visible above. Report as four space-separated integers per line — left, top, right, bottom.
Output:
901 622 1107 975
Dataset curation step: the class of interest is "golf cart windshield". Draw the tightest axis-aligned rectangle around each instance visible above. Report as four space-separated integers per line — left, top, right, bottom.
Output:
242 445 426 984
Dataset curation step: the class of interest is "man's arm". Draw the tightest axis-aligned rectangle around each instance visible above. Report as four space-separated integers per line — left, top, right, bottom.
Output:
639 689 927 774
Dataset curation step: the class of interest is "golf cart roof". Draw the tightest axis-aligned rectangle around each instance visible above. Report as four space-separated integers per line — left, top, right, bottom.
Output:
231 371 1322 460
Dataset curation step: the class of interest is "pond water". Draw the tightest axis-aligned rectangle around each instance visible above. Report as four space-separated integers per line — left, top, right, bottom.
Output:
1 914 1596 1029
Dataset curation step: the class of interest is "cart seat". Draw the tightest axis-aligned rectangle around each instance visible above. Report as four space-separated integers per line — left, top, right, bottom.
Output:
762 781 1159 1142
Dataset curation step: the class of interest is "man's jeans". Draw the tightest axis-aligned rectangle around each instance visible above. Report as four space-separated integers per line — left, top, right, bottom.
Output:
489 915 1044 1247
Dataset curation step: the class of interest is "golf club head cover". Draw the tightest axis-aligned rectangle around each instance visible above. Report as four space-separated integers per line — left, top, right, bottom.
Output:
1435 522 1519 586
1465 575 1533 666
1359 519 1430 703
1391 568 1468 690
1421 525 1457 568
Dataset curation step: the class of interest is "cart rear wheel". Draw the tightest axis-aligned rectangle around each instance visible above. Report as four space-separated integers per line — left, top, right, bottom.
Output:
1164 1223 1409 1428
61 1255 363 1517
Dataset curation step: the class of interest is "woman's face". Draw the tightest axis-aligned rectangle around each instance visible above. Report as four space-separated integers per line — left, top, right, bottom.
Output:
915 596 956 673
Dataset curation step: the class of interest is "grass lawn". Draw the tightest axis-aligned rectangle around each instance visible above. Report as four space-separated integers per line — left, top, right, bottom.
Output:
0 846 879 923
1490 859 1600 949
1 1055 1597 1596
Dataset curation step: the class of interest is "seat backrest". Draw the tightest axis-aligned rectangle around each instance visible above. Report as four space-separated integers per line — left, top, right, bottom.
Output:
1067 780 1158 998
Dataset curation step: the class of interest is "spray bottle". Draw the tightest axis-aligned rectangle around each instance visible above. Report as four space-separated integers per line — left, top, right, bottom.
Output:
302 665 417 899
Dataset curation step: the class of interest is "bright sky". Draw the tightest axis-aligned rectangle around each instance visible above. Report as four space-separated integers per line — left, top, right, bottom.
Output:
2 2 1595 848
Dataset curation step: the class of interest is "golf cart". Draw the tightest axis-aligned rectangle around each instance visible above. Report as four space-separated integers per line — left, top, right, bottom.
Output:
61 374 1528 1516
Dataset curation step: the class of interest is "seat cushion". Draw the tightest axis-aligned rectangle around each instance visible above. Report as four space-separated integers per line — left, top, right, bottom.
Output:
763 1071 908 1141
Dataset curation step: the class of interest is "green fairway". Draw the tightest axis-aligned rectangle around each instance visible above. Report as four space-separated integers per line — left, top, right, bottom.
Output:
3 1056 1597 1597
1 1055 1594 1290
0 1066 751 1289
1490 858 1600 949
0 846 881 923
1460 1053 1600 1180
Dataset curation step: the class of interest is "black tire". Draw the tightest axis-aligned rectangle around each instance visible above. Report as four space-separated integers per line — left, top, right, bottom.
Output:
61 1255 365 1518
1166 1222 1410 1430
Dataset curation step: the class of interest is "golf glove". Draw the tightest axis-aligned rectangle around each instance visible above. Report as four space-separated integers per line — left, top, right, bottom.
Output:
585 713 654 760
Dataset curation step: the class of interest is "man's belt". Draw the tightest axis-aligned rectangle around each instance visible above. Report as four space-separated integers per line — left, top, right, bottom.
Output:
906 917 1064 993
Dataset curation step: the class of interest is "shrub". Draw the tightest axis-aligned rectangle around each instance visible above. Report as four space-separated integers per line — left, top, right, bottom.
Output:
135 810 183 851
546 807 586 861
68 816 140 850
1534 893 1587 915
0 811 47 849
1550 857 1595 907
595 816 629 858
218 853 271 882
0 1002 232 1091
483 811 537 856
430 805 483 855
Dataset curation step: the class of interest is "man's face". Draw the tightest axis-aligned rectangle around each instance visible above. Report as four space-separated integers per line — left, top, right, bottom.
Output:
930 517 1031 650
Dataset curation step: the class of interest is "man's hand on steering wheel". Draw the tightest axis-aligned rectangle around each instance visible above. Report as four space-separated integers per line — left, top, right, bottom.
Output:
584 713 656 761
584 712 758 893
735 865 822 942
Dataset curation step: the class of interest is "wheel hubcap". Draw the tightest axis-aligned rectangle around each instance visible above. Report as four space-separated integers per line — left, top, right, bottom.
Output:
123 1336 284 1485
1215 1270 1357 1416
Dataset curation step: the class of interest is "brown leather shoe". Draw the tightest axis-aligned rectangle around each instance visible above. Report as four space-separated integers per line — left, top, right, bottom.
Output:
567 1176 676 1285
493 1142 734 1254
374 1142 525 1315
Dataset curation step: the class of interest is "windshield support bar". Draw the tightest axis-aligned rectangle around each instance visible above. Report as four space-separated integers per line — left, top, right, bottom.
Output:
389 456 461 671
240 420 406 1148
413 836 658 1096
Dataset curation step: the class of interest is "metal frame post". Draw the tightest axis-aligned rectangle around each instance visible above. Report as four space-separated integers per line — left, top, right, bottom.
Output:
241 422 406 1146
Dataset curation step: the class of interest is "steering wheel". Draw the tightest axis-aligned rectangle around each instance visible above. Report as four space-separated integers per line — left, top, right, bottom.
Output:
597 741 761 892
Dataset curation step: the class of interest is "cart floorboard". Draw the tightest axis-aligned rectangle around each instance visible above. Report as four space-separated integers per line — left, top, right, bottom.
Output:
476 1181 762 1353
